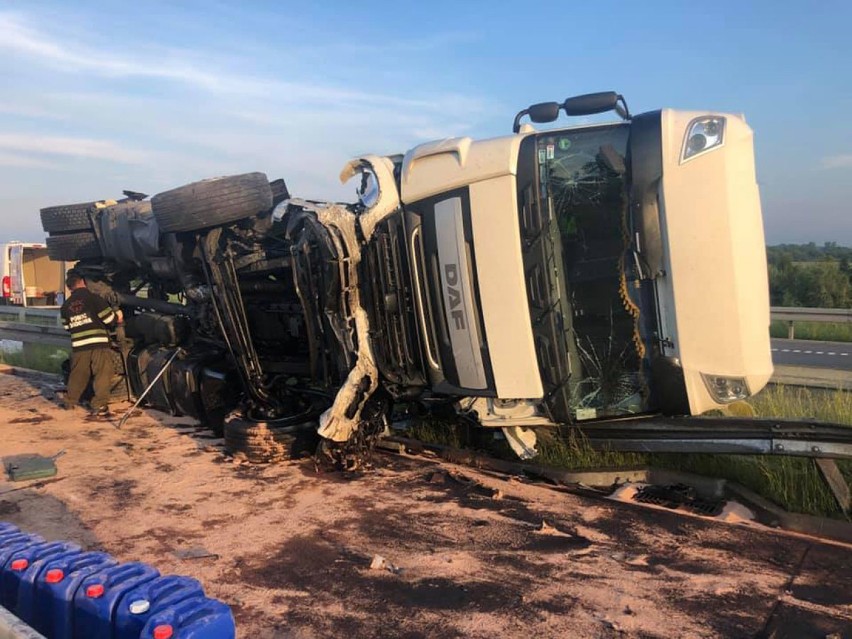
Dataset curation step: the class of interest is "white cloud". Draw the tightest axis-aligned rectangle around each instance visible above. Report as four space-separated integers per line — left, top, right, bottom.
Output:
0 151 57 169
0 133 149 164
0 11 485 116
821 154 852 169
0 9 494 236
0 12 229 90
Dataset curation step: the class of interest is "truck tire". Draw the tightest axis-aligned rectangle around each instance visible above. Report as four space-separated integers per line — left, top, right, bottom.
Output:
108 349 130 403
224 414 319 463
46 232 101 261
151 173 273 233
40 202 97 233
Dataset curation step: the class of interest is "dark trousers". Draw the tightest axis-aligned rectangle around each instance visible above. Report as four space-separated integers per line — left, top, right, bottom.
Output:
65 348 113 410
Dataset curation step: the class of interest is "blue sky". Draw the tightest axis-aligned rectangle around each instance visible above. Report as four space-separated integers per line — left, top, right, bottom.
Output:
1 0 850 244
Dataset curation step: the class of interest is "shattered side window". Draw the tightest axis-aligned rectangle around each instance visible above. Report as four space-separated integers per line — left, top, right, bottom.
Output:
537 125 649 419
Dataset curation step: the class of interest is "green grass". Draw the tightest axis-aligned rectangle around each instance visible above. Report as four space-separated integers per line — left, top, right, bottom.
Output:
770 320 852 342
0 343 69 374
404 385 852 519
749 383 852 424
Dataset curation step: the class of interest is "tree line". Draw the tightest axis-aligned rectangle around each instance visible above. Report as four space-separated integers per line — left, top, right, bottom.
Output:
767 243 851 308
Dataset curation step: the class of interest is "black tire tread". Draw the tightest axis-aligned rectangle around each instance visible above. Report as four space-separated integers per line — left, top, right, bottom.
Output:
151 173 272 233
40 202 97 233
224 419 318 463
46 232 101 261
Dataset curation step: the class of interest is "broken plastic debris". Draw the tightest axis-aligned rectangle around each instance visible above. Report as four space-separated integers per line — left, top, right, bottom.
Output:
173 546 219 560
369 555 401 574
537 520 556 533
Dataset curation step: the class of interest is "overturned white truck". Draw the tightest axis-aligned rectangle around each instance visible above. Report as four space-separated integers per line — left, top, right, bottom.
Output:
41 92 773 464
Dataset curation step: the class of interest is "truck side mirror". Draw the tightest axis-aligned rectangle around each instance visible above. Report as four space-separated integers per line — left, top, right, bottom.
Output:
528 102 561 124
514 92 630 132
563 92 630 120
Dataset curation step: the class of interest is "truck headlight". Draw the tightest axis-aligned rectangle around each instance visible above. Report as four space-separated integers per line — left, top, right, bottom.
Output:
701 373 750 403
681 116 725 162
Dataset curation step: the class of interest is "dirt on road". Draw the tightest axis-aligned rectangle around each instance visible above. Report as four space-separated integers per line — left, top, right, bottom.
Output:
0 372 850 638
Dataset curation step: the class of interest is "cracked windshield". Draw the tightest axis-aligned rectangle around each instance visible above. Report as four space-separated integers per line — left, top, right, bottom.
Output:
536 124 652 419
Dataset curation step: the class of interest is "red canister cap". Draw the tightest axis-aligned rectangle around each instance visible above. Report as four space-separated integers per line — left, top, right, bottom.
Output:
10 559 28 571
86 584 105 598
153 625 174 639
45 569 65 583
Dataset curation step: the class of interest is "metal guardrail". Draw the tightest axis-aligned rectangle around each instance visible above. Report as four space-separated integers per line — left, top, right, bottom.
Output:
770 307 851 339
0 307 62 324
0 322 69 347
771 307 852 323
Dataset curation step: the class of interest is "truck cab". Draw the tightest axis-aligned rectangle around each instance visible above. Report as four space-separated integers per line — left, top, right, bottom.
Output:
361 94 773 431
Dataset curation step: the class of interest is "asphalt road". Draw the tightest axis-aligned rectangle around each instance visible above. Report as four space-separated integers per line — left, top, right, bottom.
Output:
771 338 852 371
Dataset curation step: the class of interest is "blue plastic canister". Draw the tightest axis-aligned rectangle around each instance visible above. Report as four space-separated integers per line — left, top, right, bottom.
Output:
25 550 117 639
74 561 160 639
14 547 83 624
0 534 45 574
0 540 80 611
114 575 204 639
0 532 38 552
0 523 18 536
140 596 235 639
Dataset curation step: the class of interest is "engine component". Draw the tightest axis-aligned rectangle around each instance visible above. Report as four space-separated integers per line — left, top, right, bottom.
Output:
125 313 190 347
98 201 160 266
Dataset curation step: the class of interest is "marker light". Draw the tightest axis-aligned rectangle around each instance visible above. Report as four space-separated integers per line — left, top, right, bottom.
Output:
701 373 750 403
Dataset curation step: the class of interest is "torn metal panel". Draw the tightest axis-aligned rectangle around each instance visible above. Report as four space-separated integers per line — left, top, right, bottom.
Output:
502 426 538 460
339 154 400 241
304 201 380 443
467 397 554 429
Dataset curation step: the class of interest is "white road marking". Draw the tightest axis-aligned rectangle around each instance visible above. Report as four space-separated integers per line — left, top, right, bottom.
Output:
804 351 813 354
815 352 824 355
828 352 836 356
781 349 790 352
792 349 801 353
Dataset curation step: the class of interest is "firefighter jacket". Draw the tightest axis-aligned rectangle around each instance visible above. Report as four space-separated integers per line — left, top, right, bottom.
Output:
60 288 117 351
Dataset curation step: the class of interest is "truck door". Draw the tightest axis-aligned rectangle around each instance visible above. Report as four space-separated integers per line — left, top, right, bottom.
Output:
9 244 24 306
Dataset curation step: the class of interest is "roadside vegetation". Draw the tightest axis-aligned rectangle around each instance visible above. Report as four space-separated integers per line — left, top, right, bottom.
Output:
407 384 852 519
767 242 851 309
770 320 852 343
0 343 68 374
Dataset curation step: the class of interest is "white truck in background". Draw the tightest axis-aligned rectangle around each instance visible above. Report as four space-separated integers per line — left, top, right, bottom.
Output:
0 242 70 307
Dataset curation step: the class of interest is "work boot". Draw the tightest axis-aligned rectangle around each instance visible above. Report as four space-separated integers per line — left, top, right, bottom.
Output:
60 399 82 412
86 406 113 421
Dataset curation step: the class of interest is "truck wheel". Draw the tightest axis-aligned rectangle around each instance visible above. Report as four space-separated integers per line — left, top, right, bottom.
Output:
46 232 101 260
151 173 273 233
224 414 319 463
40 202 97 233
109 350 130 403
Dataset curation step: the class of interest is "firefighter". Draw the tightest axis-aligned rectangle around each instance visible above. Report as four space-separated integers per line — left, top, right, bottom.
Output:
60 272 123 418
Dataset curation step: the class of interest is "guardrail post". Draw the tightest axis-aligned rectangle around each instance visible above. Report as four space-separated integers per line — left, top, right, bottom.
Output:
787 321 795 340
